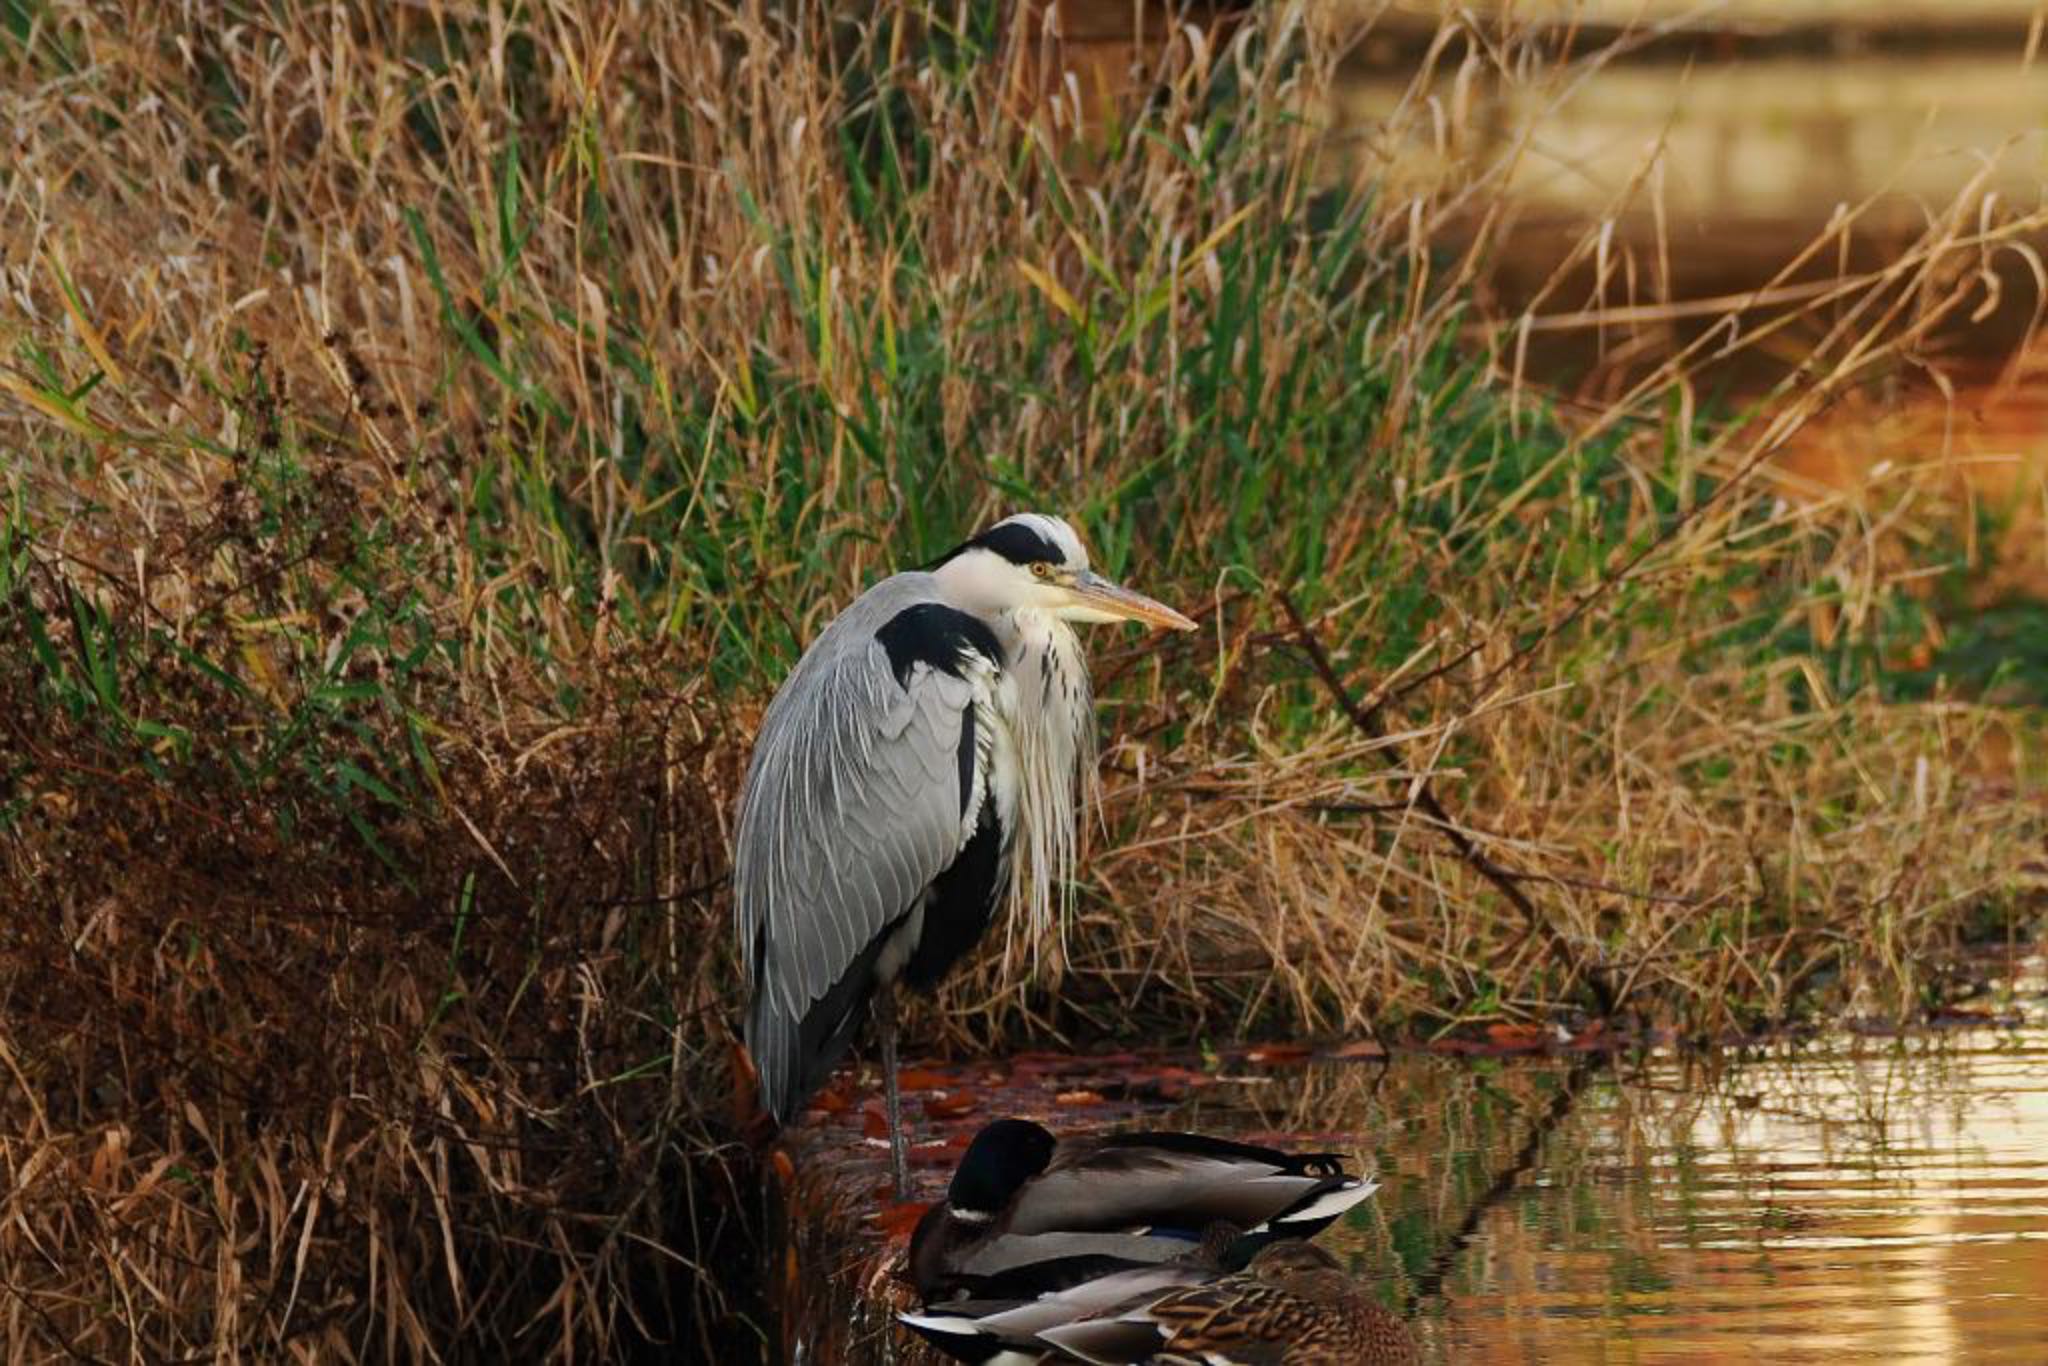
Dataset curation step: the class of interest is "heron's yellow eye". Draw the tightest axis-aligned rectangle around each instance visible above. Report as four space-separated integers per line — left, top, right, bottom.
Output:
1030 562 1053 579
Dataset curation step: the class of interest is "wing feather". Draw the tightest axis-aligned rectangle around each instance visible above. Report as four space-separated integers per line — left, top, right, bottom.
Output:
736 578 998 1122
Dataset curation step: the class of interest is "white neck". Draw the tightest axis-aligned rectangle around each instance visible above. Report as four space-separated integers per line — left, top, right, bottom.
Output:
931 551 1015 616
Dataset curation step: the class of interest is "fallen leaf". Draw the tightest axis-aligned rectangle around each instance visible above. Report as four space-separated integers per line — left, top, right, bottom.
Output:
862 1108 889 1141
1566 1019 1611 1049
807 1088 852 1116
1246 1043 1312 1064
1325 1039 1385 1060
897 1068 952 1091
1054 1089 1105 1106
873 1200 933 1240
924 1092 978 1119
1484 1023 1552 1052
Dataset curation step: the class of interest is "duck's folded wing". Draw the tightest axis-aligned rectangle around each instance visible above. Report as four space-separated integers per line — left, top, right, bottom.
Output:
902 1262 1213 1358
1009 1137 1374 1236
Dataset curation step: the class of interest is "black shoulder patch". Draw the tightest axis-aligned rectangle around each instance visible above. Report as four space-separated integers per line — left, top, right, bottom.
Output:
875 603 1004 688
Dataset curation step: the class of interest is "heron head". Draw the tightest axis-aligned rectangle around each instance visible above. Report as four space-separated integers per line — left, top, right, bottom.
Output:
932 513 1197 632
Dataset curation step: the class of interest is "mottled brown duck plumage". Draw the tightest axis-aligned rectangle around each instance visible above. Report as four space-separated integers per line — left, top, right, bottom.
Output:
1040 1242 1420 1365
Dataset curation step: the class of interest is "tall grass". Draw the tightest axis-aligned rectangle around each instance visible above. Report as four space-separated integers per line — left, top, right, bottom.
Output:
1 1 2040 1358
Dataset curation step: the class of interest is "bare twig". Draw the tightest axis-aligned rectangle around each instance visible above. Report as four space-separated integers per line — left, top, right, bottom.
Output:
1276 591 1618 1015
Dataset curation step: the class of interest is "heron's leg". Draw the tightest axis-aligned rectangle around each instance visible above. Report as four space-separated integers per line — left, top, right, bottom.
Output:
874 991 911 1195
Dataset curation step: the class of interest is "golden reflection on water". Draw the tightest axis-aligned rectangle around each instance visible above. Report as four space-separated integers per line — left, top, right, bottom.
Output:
1166 1009 2048 1361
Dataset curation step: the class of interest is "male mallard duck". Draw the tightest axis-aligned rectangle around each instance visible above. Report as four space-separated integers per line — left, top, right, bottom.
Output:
910 1119 1377 1301
1040 1241 1421 1365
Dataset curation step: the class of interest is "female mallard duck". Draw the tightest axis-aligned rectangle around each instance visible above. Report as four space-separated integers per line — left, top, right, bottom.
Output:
1040 1241 1421 1365
910 1119 1377 1302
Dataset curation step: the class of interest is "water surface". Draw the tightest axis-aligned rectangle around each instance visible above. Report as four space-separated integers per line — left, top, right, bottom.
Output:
1160 1004 2048 1361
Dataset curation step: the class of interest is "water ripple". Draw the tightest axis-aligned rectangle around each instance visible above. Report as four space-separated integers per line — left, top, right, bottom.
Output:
1202 1008 2048 1362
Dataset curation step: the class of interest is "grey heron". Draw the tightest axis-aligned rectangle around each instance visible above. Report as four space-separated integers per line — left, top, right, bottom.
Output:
735 513 1197 1191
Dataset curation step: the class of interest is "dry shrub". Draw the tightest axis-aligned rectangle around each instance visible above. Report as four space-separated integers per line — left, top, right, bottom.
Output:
1 620 741 1358
1 1 2042 1360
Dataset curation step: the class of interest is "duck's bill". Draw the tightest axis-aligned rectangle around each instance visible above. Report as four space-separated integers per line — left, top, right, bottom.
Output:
1066 572 1199 631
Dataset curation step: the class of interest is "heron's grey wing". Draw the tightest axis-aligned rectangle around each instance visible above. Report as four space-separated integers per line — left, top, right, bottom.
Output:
736 601 984 1121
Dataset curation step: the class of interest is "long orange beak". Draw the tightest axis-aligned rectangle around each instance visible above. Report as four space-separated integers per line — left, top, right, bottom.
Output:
1065 571 1199 631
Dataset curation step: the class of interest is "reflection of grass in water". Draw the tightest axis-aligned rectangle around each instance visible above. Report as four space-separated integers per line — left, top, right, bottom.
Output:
1609 1247 1676 1300
1199 1029 2048 1355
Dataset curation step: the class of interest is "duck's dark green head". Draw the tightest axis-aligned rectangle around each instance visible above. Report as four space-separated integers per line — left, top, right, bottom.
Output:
948 1118 1057 1218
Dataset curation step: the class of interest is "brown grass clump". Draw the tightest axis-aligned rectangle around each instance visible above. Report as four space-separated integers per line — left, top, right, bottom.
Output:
1 1 2042 1359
